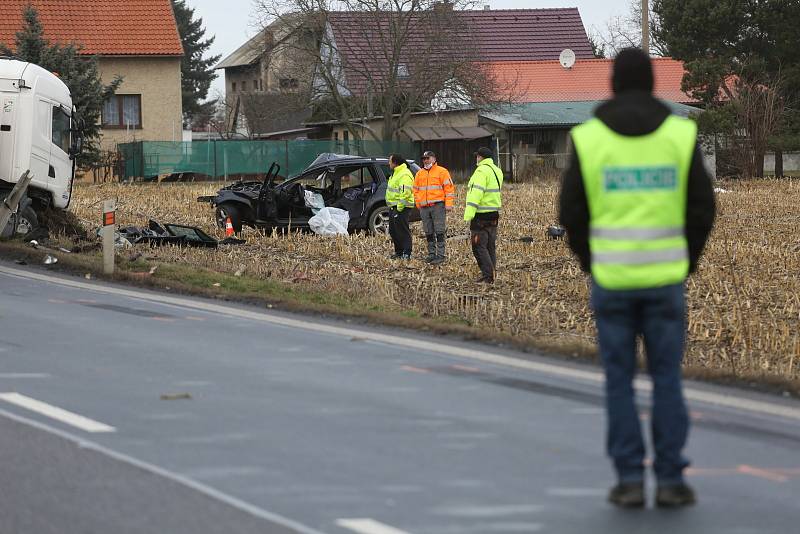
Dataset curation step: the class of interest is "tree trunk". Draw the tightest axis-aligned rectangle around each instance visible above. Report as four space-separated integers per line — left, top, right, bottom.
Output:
775 149 784 178
754 150 765 178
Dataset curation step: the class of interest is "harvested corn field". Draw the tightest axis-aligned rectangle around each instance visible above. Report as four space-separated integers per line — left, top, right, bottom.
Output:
67 179 800 385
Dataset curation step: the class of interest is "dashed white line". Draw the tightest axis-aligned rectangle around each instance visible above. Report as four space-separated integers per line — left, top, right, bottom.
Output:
0 392 115 433
0 373 51 379
336 518 411 534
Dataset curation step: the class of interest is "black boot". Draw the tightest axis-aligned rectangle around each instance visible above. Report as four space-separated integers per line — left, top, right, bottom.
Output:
656 482 696 508
608 482 645 508
424 235 436 263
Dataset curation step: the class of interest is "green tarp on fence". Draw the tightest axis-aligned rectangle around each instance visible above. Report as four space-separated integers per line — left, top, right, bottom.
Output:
117 139 417 180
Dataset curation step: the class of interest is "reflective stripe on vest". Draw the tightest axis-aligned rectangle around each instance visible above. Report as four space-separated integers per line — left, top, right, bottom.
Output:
571 115 696 290
466 202 501 212
590 226 684 240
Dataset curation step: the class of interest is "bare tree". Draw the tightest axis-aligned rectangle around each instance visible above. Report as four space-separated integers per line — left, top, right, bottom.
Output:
592 0 669 57
727 78 787 178
251 0 512 141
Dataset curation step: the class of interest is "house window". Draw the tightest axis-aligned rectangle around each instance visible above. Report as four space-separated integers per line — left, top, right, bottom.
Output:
232 82 237 92
396 64 409 79
242 81 247 92
254 79 259 91
280 78 299 90
260 79 263 91
102 95 142 128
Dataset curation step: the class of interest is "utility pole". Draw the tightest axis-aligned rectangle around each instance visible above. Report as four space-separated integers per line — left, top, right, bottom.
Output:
642 0 650 54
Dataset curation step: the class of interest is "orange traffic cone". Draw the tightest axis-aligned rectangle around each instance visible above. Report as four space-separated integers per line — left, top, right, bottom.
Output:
225 217 234 237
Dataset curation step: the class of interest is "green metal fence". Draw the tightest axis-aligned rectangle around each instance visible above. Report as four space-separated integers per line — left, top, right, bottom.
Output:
117 139 417 180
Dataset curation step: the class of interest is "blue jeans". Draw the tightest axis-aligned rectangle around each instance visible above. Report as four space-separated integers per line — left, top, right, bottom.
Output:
591 281 690 485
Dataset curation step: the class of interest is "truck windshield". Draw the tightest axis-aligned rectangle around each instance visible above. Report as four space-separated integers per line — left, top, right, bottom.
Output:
52 106 71 154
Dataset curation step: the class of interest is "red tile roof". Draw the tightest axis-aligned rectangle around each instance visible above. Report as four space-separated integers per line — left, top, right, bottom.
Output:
0 0 183 56
327 8 593 96
490 58 695 104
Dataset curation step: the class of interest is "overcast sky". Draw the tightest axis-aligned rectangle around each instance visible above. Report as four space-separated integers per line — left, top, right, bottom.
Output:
185 0 633 97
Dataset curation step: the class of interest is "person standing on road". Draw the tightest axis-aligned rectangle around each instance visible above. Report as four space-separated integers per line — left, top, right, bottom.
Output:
559 48 716 508
413 150 455 264
464 147 503 284
385 154 415 260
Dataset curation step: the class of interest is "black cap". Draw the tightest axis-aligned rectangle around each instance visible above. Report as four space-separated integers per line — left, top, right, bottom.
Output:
422 150 436 158
474 147 493 159
612 48 654 95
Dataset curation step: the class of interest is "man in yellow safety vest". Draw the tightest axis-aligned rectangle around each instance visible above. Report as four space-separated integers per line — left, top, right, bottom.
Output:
560 48 715 508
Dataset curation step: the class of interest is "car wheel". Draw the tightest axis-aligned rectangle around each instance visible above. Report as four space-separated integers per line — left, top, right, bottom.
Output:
368 205 390 235
215 203 243 233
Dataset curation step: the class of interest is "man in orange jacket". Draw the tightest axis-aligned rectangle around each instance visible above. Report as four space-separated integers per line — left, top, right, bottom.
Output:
413 151 455 264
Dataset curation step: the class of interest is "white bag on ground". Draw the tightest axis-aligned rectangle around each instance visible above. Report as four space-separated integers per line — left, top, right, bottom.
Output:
308 207 349 236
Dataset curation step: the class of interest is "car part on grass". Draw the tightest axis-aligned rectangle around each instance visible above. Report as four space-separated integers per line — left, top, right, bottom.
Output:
546 225 566 240
114 219 245 249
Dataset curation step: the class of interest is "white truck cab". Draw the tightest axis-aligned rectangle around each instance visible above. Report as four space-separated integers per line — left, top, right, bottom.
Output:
1 57 80 216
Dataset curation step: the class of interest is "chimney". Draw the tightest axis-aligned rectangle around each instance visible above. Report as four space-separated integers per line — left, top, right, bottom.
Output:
433 1 454 12
483 5 490 10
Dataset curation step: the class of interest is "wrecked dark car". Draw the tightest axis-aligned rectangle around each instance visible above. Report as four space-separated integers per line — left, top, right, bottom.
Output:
198 154 421 235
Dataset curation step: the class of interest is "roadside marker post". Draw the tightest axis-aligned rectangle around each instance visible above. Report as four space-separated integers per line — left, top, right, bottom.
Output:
102 199 116 275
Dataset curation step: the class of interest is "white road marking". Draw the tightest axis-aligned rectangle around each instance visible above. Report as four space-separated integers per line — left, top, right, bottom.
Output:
0 407 325 534
546 487 606 497
0 373 50 379
0 392 115 433
336 518 411 534
2 265 799 422
432 504 543 518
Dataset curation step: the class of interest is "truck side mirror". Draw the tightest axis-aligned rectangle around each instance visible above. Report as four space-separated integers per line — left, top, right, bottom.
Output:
69 135 83 158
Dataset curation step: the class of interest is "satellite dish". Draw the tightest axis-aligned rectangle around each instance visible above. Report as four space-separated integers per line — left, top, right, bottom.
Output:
559 49 576 69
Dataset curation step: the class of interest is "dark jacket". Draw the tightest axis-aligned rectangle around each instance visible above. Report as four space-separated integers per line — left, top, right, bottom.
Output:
558 91 716 274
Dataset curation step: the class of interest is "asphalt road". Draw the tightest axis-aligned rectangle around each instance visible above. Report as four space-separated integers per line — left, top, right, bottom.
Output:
0 261 798 534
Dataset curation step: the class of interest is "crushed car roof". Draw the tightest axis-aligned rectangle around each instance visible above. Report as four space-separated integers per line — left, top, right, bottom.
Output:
307 153 389 169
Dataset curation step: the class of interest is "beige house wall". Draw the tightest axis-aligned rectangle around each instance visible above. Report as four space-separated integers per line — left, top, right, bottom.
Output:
97 57 183 151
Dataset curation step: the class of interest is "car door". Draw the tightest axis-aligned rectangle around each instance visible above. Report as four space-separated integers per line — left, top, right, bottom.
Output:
274 169 327 227
329 164 378 228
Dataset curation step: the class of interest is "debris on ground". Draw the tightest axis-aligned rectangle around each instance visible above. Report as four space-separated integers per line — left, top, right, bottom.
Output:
43 255 58 265
116 219 243 249
714 187 730 193
546 225 566 240
129 265 159 279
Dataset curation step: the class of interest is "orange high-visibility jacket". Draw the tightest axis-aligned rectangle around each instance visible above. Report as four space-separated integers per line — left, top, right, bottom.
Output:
413 164 456 208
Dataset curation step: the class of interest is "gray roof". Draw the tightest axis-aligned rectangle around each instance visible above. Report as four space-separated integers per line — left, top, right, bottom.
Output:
215 33 264 70
480 101 701 128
